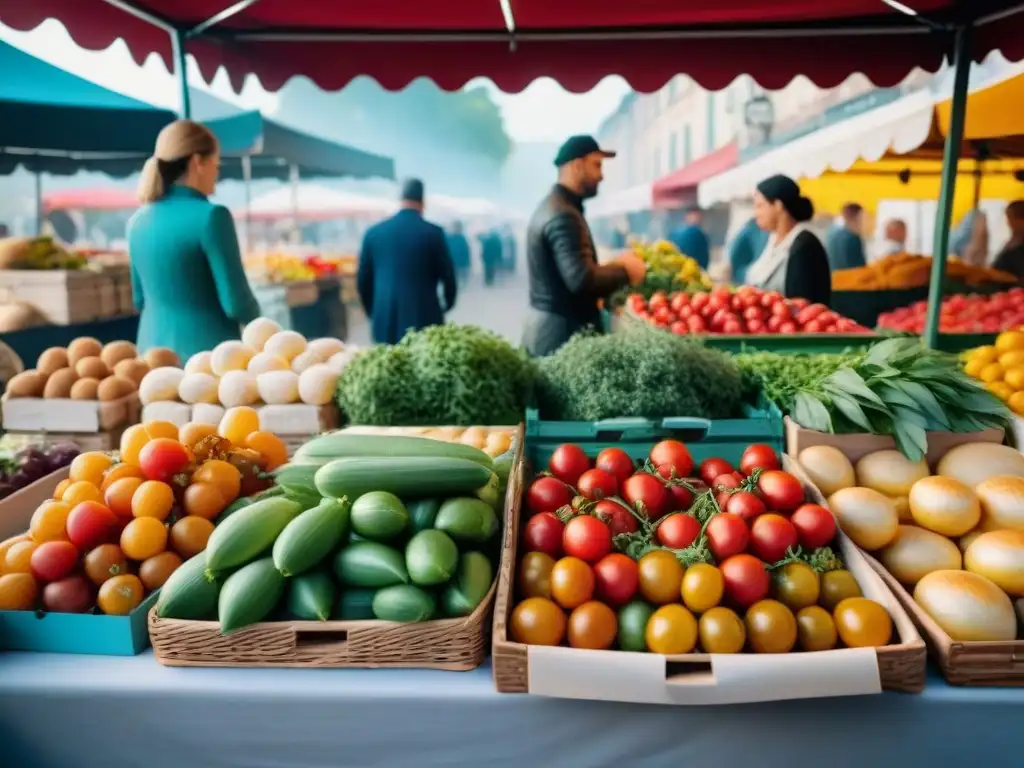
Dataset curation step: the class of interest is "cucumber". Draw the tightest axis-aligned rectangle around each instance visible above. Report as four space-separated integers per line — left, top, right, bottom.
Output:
434 498 500 544
333 588 376 620
273 498 351 577
315 457 492 501
405 530 459 586
296 433 493 469
407 498 441 532
333 541 409 588
156 552 221 620
493 449 515 494
218 557 286 634
372 584 437 623
474 472 500 509
204 497 303 579
350 491 409 541
287 571 336 621
441 552 494 618
216 485 286 524
272 462 321 493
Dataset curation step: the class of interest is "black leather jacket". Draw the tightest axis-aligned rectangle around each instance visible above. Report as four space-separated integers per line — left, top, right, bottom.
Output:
526 185 629 327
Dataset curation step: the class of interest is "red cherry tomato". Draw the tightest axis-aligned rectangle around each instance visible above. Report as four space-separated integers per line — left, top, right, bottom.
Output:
655 513 701 549
548 444 591 487
668 483 695 511
725 490 767 521
592 499 639 536
712 473 743 491
699 458 734 486
30 540 80 582
749 513 799 562
137 438 191 483
740 444 781 476
66 501 118 552
524 512 565 557
595 448 635 486
649 440 694 480
790 503 837 550
621 473 671 520
576 468 618 501
562 515 613 564
705 513 750 561
720 553 771 607
757 470 805 512
593 553 640 606
526 477 572 516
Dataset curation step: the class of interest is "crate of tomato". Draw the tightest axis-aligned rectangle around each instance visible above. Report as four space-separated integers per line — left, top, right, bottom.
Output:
492 439 926 703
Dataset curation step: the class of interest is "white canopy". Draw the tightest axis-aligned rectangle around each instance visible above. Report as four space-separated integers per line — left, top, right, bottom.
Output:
240 183 397 221
586 183 655 218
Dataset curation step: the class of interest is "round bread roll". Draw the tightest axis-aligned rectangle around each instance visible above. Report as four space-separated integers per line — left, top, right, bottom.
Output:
67 337 103 366
70 377 100 400
97 375 136 401
37 347 69 376
100 340 138 370
42 367 79 398
4 370 46 397
113 358 150 386
144 347 181 369
75 356 111 381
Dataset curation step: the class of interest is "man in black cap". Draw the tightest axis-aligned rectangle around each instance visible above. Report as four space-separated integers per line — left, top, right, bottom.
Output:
357 178 457 344
522 135 646 356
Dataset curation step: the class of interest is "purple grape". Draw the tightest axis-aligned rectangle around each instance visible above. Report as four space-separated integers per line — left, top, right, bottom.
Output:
18 455 48 481
46 443 81 469
8 471 30 490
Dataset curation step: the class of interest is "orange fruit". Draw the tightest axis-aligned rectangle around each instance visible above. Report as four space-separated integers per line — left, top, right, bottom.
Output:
183 482 227 520
4 540 39 574
69 452 115 486
218 406 260 446
62 480 104 506
0 534 31 568
97 573 145 616
179 422 218 448
138 551 182 590
130 480 175 521
29 501 72 543
100 463 145 492
104 477 144 520
120 517 168 560
84 544 130 586
119 424 152 467
52 478 72 500
143 420 179 441
192 460 242 502
246 431 288 471
0 572 39 610
170 516 215 559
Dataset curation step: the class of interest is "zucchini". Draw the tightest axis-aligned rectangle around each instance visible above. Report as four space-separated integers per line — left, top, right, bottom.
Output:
273 498 351 577
218 557 286 634
216 485 287 524
333 541 408 588
333 588 376 620
296 433 494 469
434 498 500 544
156 552 221 620
350 491 409 541
315 457 492 501
407 498 441 532
287 570 336 621
372 584 437 622
204 497 303 579
405 530 459 586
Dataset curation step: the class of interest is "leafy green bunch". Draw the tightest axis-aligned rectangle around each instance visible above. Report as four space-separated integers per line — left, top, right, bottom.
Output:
733 349 867 412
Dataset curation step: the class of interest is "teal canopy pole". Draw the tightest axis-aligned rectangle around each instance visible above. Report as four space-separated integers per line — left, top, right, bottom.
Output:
924 25 972 348
171 29 191 119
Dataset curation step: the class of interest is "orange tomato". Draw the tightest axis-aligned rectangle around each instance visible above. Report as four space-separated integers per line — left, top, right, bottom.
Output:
97 574 145 615
119 424 152 467
100 463 145 492
69 452 115 486
0 572 38 610
0 534 31 568
52 478 72 500
170 516 215 558
131 480 175 521
62 481 103 506
246 431 288 471
218 406 260 446
550 556 595 610
138 551 182 590
179 422 218 448
143 420 179 440
191 460 242 502
637 550 685 605
4 540 39 574
567 601 618 649
104 477 144 520
183 482 227 520
120 517 168 560
510 597 567 645
29 501 72 543
84 543 129 586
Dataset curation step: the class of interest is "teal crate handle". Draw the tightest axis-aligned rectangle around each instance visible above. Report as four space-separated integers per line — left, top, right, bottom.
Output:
592 417 711 442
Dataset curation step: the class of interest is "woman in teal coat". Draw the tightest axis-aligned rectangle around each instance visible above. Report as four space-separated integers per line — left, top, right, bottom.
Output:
128 120 260 361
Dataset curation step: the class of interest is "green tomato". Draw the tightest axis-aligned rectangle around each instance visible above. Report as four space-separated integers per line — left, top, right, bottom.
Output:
617 600 656 652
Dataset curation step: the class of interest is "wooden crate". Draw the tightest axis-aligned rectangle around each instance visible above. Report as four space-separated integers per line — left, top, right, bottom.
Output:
0 269 117 325
103 264 135 316
148 425 524 669
2 392 140 433
1 430 122 453
491 454 927 703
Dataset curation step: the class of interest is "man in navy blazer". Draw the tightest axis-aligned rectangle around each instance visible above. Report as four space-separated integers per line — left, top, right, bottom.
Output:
357 179 458 344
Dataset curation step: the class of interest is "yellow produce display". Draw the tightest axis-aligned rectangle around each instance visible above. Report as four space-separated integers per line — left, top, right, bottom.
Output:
244 252 317 284
963 329 1024 414
339 424 514 458
832 251 1017 291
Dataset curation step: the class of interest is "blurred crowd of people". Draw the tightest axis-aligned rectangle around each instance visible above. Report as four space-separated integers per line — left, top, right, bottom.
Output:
445 222 518 286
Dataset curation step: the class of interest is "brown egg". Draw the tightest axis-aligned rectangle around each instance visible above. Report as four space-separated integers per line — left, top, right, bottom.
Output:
69 377 100 400
113 358 150 386
96 375 136 401
42 367 79 398
75 356 111 381
36 347 69 376
4 370 46 398
144 347 181 369
100 340 138 370
67 337 103 366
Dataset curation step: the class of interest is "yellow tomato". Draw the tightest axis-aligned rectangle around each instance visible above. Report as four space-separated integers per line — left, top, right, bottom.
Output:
963 359 986 378
1005 366 1024 391
988 382 1015 402
996 330 1024 354
1009 391 1024 416
645 604 698 654
970 345 999 364
979 363 1005 384
999 350 1024 369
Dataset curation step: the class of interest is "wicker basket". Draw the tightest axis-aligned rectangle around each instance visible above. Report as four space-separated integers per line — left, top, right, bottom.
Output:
492 454 927 703
148 425 524 669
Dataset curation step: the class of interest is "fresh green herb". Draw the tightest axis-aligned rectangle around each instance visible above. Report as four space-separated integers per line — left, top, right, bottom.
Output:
734 349 866 412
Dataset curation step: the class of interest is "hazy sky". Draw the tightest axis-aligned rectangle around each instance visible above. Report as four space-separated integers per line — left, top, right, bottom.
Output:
0 20 630 143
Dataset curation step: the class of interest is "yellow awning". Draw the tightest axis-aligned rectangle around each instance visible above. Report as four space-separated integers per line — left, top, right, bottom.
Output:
936 70 1024 143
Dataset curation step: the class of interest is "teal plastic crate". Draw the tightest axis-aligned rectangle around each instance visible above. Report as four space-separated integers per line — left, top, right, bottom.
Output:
0 590 157 656
525 403 783 467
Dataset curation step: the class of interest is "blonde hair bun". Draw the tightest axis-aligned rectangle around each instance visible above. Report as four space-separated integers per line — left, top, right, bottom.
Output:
137 120 218 204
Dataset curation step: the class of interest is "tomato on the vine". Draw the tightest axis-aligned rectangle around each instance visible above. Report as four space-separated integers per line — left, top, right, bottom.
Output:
740 444 781 475
637 550 685 605
712 472 743 491
655 513 701 549
705 512 749 561
790 503 837 549
773 562 820 611
621 473 670 520
137 438 191 483
725 491 766 521
562 515 612 563
668 483 694 511
649 440 694 480
592 499 639 536
593 553 639 606
720 554 771 607
699 458 734 486
749 514 799 562
550 557 595 609
757 470 805 512
526 477 572 516
548 444 591 487
523 512 564 557
595 448 635 486
577 468 618 501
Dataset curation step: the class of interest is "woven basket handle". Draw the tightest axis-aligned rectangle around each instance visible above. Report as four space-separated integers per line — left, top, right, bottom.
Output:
291 626 351 655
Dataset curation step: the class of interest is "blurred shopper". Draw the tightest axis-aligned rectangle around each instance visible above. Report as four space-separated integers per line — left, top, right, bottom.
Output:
747 174 831 305
879 218 907 258
357 178 457 344
992 201 1024 279
962 210 990 267
446 221 471 286
501 224 518 272
523 135 646 356
479 229 501 285
129 120 259 360
669 206 710 269
728 217 770 285
826 202 867 270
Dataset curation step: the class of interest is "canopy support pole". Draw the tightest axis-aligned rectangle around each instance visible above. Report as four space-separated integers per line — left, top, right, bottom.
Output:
924 24 972 349
290 164 301 245
171 29 191 119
